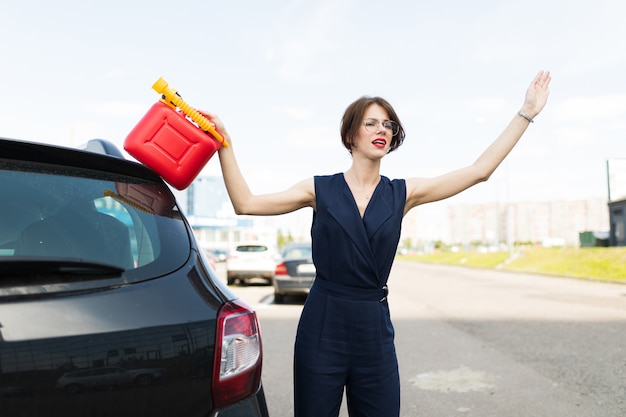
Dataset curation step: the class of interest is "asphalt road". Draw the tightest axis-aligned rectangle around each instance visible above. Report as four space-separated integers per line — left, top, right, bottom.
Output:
218 260 626 417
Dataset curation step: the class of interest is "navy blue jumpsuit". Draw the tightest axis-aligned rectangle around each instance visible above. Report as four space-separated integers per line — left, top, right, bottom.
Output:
294 173 406 417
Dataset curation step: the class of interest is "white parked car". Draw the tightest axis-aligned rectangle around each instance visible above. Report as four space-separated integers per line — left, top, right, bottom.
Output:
226 242 277 285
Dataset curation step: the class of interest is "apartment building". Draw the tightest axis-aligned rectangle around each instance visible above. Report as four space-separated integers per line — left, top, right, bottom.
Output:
444 198 609 246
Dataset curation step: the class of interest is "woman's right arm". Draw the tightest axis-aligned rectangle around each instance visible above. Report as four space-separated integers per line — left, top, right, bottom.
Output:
201 111 315 216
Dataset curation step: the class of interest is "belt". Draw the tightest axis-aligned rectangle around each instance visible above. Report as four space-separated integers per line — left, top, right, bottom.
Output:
312 278 389 302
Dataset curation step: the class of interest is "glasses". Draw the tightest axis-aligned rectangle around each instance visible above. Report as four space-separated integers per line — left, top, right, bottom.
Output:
362 118 399 136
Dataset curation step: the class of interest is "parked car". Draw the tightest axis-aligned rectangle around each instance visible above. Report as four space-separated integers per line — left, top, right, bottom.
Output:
272 242 316 303
207 248 228 262
226 242 277 285
0 137 269 417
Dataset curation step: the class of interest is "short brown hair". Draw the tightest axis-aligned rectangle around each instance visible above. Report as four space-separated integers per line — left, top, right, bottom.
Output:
340 96 405 154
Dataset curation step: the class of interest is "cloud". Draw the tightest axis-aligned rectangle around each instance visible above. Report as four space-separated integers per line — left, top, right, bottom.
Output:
553 126 598 147
105 68 129 79
269 105 315 120
283 126 337 149
86 101 147 118
552 95 626 124
265 0 355 83
467 97 512 123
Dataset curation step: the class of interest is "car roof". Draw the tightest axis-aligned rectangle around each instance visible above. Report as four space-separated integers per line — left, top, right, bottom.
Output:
282 241 311 247
0 137 162 183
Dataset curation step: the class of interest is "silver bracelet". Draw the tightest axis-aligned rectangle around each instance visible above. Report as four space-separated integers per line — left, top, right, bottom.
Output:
518 110 534 123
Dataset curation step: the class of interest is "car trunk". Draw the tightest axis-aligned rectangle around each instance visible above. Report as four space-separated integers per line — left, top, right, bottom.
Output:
0 270 220 417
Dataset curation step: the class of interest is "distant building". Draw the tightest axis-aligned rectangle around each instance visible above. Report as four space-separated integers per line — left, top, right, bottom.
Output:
174 175 308 249
178 176 270 250
608 198 626 246
606 159 626 247
179 176 611 249
445 199 609 247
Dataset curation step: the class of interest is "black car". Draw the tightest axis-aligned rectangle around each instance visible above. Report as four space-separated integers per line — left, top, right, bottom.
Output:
272 242 315 303
0 137 270 417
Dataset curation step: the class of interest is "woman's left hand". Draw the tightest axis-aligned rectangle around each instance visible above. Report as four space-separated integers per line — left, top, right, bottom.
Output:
521 70 551 119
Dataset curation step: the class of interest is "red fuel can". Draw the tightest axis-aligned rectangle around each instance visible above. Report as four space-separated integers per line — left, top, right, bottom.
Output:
124 101 222 190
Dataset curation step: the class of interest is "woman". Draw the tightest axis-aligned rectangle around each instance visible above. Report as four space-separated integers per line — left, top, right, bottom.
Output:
202 70 551 417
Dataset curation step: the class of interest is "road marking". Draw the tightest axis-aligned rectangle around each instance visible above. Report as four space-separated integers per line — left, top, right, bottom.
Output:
410 366 498 393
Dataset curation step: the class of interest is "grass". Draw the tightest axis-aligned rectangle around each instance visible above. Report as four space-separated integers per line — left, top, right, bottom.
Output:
397 246 626 284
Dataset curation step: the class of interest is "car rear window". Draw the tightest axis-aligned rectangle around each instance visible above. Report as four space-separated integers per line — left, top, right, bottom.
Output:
0 159 191 290
236 245 268 252
283 246 312 259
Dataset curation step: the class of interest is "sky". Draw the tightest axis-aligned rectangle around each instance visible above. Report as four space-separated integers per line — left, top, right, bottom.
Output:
1 0 625 220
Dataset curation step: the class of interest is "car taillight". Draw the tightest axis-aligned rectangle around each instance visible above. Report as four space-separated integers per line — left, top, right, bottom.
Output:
212 299 263 409
274 261 288 276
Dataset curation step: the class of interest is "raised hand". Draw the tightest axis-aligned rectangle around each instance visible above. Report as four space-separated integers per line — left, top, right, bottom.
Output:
522 70 551 119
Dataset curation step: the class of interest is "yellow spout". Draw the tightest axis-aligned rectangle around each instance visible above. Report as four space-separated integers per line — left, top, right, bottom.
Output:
152 77 227 147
